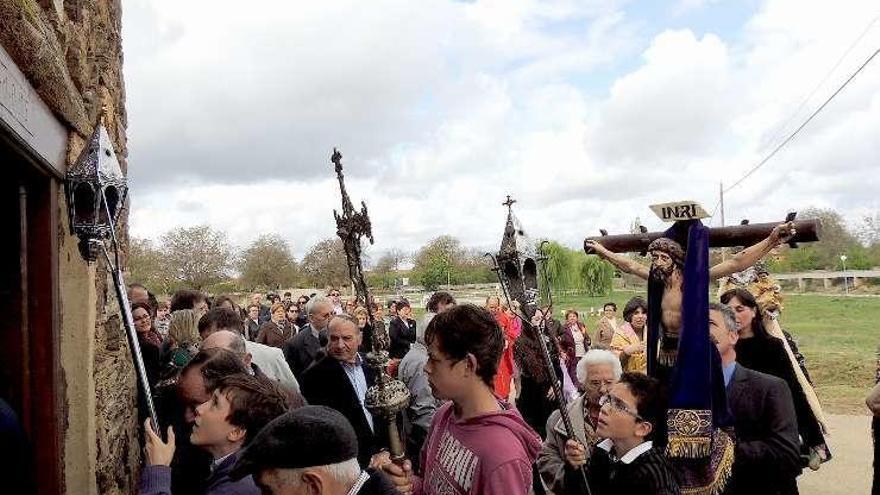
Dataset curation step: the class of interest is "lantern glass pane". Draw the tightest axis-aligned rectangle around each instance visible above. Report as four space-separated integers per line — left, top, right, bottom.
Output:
73 183 96 226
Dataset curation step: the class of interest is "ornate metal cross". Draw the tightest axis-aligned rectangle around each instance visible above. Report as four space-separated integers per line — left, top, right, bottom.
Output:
330 148 410 462
332 148 374 307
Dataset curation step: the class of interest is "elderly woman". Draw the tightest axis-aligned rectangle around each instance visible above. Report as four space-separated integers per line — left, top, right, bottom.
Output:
610 297 648 373
537 349 622 495
256 302 294 348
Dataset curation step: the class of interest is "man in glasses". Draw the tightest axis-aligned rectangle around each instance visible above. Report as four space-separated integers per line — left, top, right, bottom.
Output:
376 304 542 495
708 302 800 494
578 372 679 494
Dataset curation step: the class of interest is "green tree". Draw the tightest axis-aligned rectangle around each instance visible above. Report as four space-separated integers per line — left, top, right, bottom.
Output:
300 238 350 289
412 236 462 290
774 208 861 270
160 225 233 290
238 234 299 290
576 254 614 296
457 248 495 284
538 241 575 300
370 248 408 289
537 240 614 296
127 237 172 294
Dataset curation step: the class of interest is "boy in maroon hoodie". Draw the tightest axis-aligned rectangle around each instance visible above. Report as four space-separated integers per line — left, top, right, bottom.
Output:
377 304 542 495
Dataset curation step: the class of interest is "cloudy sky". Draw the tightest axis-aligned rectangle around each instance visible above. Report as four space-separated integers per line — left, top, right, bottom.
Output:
122 0 880 260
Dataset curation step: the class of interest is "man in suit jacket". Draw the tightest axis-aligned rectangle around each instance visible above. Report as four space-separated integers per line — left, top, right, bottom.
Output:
284 297 333 378
300 314 382 467
709 303 801 495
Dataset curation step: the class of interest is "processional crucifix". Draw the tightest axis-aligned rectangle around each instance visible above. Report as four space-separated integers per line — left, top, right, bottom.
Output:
584 201 818 370
584 200 820 495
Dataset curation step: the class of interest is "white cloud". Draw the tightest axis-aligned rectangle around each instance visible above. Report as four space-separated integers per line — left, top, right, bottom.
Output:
124 0 880 261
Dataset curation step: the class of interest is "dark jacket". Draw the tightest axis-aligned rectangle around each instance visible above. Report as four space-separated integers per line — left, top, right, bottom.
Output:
356 468 400 495
244 318 260 341
388 317 416 359
0 398 35 495
139 449 259 495
300 355 382 467
258 304 271 324
736 336 823 451
725 363 801 495
283 324 326 378
576 443 679 495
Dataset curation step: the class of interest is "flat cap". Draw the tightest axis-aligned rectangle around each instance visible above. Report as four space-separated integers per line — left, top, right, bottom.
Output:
230 405 358 479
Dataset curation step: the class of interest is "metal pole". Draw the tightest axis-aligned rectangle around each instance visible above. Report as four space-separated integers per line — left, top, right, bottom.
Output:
102 244 159 430
843 259 849 295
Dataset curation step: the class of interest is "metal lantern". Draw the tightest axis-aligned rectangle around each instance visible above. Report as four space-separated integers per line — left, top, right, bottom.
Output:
65 115 128 262
494 196 540 318
63 114 159 430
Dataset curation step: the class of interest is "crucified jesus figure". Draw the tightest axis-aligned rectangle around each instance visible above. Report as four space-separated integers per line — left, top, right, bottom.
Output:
585 222 796 343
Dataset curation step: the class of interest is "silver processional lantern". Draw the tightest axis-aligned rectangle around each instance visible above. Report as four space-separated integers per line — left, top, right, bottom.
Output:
65 113 128 261
64 112 159 429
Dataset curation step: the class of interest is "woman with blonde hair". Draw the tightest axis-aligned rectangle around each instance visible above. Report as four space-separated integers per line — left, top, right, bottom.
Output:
165 309 201 369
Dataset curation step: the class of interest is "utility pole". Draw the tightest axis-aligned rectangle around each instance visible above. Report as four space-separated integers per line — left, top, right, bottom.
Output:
720 182 727 261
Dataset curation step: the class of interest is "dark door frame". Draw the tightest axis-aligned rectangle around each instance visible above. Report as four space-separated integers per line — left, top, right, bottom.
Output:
1 127 63 495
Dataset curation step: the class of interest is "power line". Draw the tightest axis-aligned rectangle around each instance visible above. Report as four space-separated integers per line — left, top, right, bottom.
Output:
759 14 880 153
723 44 880 195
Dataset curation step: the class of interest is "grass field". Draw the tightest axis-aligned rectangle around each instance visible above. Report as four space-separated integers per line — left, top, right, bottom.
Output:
549 290 879 414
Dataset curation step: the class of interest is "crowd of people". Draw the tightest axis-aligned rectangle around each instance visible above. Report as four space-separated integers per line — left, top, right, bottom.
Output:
124 278 842 495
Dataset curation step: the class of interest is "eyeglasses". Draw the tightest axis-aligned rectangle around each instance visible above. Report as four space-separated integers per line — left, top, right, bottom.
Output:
133 313 151 322
587 378 615 390
599 393 644 422
329 292 340 297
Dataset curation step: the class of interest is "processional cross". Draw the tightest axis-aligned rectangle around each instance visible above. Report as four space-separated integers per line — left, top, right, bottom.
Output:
331 148 410 462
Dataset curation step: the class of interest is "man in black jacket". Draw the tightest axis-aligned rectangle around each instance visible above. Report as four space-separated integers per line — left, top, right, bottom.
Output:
709 302 801 494
284 297 333 378
300 314 383 467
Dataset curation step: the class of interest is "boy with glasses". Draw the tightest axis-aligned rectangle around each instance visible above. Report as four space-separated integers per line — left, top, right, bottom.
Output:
574 372 680 495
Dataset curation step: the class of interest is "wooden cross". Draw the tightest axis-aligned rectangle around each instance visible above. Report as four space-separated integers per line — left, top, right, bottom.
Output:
584 216 820 254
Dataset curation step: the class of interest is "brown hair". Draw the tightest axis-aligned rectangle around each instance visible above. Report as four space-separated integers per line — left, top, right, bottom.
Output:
182 348 248 391
425 304 503 387
216 373 290 444
198 307 244 338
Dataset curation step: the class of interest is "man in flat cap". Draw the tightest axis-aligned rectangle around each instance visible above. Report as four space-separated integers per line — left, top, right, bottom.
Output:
231 405 399 495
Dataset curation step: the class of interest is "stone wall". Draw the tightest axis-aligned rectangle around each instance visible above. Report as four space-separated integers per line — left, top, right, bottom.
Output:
0 0 136 493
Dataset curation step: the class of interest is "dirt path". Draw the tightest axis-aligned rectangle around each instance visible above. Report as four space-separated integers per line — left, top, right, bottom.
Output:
799 414 873 494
